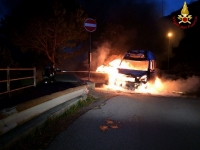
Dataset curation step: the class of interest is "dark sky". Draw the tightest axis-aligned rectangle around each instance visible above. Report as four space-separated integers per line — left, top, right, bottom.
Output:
154 0 197 16
0 0 19 19
0 0 198 19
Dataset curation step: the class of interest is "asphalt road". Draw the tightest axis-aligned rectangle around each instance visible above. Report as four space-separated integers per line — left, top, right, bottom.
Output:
46 91 200 150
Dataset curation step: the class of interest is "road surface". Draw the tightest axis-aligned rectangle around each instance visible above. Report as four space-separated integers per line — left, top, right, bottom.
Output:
46 89 200 150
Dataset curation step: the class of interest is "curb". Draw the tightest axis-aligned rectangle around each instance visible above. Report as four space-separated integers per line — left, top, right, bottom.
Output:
0 85 89 148
0 96 84 148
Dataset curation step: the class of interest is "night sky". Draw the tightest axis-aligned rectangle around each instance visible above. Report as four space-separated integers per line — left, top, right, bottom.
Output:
155 0 197 16
0 0 17 19
0 0 198 19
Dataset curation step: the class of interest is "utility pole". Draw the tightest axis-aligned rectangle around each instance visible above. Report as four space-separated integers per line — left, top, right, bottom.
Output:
88 32 91 81
161 0 164 17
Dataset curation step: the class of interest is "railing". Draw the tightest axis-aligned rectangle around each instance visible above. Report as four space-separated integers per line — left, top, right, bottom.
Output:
0 67 36 97
60 70 108 79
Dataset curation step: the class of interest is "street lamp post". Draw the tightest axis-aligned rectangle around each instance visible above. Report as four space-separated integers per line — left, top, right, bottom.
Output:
167 32 172 70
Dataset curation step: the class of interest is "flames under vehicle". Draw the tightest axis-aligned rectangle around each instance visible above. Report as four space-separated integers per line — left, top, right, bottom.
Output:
115 50 156 90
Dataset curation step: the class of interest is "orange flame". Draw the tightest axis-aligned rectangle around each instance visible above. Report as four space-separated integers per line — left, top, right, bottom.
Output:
96 59 164 93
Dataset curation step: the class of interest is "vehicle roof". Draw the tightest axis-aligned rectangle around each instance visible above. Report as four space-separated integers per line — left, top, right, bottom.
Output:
125 50 156 60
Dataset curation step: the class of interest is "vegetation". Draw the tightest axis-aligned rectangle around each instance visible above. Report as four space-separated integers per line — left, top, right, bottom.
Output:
0 0 88 66
0 47 14 67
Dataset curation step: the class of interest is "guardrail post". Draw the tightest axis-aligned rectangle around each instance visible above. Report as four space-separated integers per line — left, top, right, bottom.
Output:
7 67 10 97
34 67 36 87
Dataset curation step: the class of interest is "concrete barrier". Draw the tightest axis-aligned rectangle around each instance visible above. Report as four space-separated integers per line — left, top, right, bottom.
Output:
0 85 88 136
85 81 95 89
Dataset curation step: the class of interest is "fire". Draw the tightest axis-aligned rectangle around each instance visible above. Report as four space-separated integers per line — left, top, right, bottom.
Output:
154 77 164 89
96 59 119 85
96 59 164 94
146 77 164 94
96 59 121 73
96 59 121 86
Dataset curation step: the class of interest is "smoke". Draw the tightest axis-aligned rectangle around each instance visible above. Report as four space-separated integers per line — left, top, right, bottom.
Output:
91 42 124 70
158 75 200 94
81 0 185 70
91 42 111 70
89 0 179 68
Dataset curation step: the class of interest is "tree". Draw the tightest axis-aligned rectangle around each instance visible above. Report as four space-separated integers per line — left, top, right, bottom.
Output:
0 47 14 67
1 0 88 65
0 34 15 67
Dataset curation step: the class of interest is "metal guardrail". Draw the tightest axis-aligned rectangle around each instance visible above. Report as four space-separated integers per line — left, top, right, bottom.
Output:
0 67 36 97
60 70 108 81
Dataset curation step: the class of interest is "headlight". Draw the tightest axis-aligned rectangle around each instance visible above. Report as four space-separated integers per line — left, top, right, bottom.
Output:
139 75 147 82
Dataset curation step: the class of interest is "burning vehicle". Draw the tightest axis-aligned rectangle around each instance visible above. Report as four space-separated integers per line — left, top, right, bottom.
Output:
115 50 156 90
96 50 156 90
96 49 198 95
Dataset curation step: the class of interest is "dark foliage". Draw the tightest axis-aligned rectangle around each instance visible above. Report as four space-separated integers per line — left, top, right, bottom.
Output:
0 0 88 67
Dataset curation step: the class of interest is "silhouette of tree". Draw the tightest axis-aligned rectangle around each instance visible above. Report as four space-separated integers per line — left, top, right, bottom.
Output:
0 0 88 64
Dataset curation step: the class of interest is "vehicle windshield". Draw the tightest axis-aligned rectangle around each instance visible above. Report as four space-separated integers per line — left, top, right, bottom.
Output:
119 59 149 71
